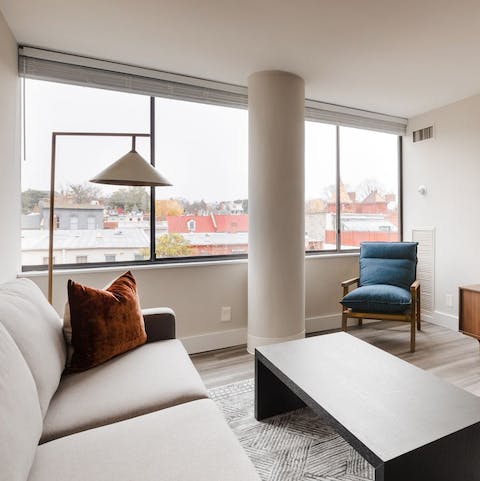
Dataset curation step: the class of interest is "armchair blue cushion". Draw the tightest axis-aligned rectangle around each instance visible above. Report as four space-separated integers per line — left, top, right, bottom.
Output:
341 284 411 314
359 242 418 291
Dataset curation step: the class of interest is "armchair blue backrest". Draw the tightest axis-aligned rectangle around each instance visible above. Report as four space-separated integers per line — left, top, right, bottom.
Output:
359 242 418 291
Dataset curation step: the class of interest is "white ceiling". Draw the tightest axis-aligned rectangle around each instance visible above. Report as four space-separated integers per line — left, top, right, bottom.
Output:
1 0 480 118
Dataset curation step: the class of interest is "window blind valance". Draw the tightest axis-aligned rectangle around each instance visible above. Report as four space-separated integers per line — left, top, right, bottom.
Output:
19 46 407 135
305 101 407 135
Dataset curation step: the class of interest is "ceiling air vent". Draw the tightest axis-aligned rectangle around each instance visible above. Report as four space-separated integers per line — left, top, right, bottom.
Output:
412 125 433 143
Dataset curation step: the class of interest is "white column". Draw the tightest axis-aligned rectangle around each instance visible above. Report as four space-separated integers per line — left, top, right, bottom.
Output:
247 70 305 354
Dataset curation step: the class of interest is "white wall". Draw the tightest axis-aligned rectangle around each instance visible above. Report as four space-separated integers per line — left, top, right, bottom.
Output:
404 94 480 330
24 253 358 353
0 11 20 283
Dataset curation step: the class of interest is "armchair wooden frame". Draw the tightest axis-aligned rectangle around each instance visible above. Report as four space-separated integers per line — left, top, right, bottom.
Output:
341 278 421 352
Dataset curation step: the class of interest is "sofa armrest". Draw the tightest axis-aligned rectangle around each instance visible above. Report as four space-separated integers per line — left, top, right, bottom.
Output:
142 308 176 342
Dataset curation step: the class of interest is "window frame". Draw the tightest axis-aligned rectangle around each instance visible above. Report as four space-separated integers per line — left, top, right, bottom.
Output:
21 87 402 272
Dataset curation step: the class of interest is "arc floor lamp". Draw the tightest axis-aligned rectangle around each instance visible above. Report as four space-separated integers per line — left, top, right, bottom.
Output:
47 131 171 304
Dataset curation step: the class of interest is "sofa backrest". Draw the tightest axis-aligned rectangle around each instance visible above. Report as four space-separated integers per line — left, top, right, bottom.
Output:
0 278 66 416
359 242 418 291
0 322 42 481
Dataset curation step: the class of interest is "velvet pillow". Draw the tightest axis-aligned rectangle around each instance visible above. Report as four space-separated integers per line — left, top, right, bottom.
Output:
67 271 146 372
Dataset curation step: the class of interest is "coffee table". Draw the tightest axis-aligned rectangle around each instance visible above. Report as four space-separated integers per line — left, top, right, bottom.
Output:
255 332 480 481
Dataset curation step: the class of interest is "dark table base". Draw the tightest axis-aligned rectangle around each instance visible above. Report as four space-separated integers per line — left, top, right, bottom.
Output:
255 350 480 481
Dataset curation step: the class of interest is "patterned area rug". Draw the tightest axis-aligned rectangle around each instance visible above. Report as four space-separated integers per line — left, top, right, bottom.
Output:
209 379 374 481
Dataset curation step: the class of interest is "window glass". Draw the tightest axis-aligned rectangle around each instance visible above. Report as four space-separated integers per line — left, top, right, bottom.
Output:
339 127 400 249
305 121 337 251
154 97 248 259
21 78 400 268
21 79 150 267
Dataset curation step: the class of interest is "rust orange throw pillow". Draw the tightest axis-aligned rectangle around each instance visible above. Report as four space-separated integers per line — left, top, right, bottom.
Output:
67 271 146 372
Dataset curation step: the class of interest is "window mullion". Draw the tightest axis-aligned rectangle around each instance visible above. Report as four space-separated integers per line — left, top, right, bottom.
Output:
149 97 156 262
335 125 341 252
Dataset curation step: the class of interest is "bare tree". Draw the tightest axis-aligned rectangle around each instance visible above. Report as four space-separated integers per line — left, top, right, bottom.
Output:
356 178 386 200
66 183 102 204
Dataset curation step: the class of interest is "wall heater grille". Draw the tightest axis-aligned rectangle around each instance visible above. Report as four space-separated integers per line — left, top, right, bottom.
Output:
412 228 435 318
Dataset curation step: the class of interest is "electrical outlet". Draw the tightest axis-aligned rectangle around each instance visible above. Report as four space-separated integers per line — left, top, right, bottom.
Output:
221 306 232 322
445 294 453 308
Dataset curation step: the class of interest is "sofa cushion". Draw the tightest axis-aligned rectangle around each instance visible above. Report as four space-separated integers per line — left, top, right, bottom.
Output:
341 284 411 314
41 339 208 443
0 322 43 481
31 399 260 481
67 271 147 372
0 278 66 416
359 242 418 291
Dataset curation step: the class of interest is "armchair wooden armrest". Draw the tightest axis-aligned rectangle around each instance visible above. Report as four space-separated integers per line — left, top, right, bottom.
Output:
341 277 360 296
410 280 421 306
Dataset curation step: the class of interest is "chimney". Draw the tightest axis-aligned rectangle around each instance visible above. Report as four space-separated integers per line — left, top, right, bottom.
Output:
348 192 356 202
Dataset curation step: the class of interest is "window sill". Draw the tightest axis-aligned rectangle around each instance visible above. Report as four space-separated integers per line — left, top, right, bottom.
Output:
18 251 359 278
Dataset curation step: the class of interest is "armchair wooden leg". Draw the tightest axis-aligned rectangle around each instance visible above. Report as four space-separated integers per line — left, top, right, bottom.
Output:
342 313 348 332
358 318 363 327
416 294 421 331
410 318 416 353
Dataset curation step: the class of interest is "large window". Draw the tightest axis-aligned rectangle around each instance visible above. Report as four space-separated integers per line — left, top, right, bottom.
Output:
339 127 400 249
305 122 337 251
305 124 400 252
21 79 248 269
153 97 248 259
21 78 399 270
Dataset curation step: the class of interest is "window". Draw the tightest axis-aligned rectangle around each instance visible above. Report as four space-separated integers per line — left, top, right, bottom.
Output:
154 97 248 260
305 124 400 252
186 219 196 232
21 77 399 270
339 127 400 249
21 79 151 268
69 216 79 230
305 122 337 251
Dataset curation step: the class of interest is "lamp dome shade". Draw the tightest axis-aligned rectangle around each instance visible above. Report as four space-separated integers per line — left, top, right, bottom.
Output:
90 150 172 186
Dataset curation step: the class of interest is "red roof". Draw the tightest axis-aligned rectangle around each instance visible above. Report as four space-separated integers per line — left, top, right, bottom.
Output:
167 214 248 233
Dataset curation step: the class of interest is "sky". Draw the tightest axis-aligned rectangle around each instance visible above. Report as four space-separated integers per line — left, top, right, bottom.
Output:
22 79 398 204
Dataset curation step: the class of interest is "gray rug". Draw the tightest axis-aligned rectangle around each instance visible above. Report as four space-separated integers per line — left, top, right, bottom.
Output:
209 379 374 481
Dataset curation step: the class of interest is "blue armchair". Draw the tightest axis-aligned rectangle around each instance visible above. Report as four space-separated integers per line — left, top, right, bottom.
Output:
340 242 421 352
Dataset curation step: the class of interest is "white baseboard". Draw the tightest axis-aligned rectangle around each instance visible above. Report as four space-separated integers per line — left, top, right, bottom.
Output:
182 311 458 354
306 313 375 332
182 313 364 354
430 310 458 331
181 327 247 354
247 329 305 354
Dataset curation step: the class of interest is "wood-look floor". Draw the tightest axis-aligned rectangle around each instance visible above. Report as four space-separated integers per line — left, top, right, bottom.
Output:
191 321 480 396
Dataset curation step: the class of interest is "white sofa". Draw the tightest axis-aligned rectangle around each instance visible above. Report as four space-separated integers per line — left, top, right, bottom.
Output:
0 278 260 481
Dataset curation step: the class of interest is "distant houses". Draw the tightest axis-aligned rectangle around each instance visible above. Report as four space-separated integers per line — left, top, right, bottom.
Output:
21 200 150 265
22 200 105 230
306 184 399 250
20 190 397 266
21 228 149 266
